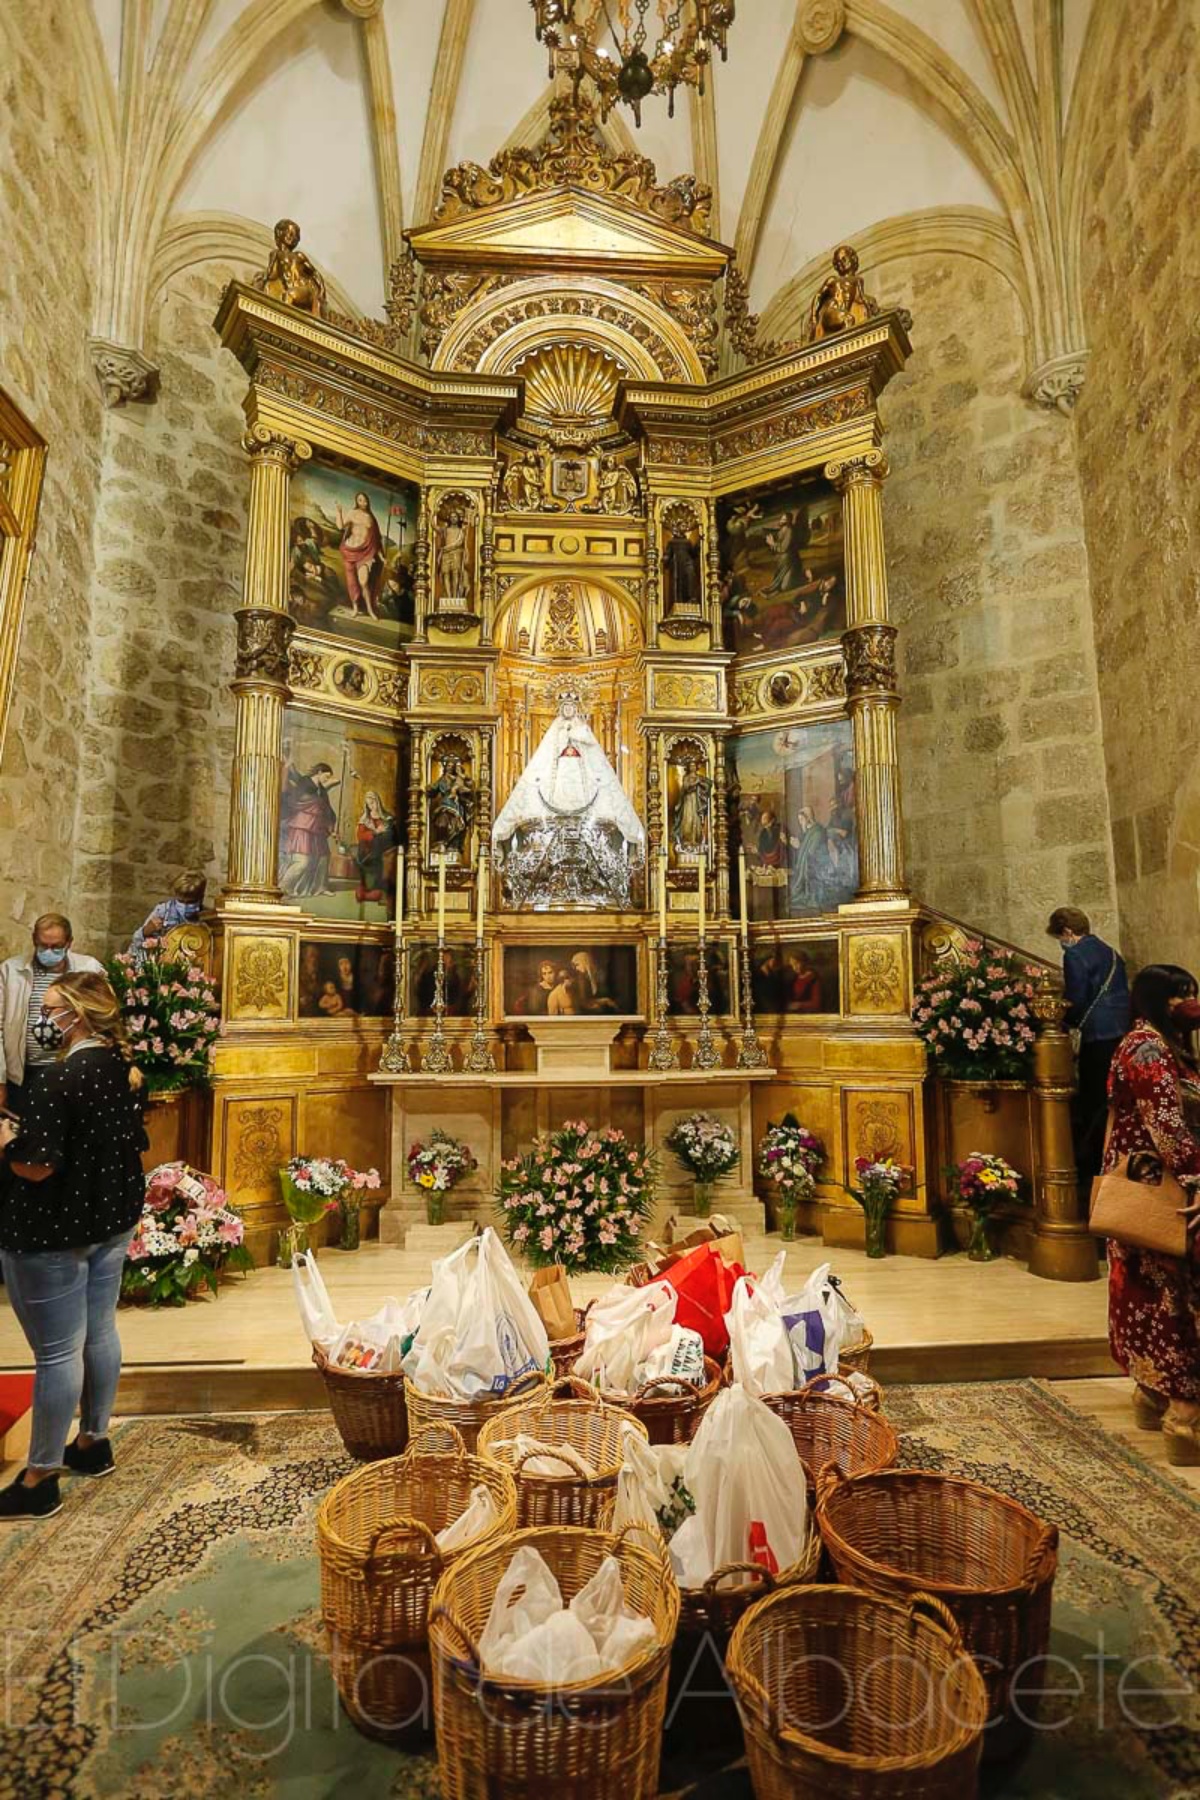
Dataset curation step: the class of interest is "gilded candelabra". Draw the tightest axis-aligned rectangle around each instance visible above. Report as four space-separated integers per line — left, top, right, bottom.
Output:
463 939 497 1074
420 938 454 1075
647 934 680 1072
377 934 410 1074
735 934 770 1070
692 936 722 1071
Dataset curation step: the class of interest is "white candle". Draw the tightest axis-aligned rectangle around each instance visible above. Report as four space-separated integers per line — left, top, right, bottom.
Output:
394 845 405 934
697 852 706 941
476 848 487 941
658 849 668 941
437 851 446 941
738 846 749 941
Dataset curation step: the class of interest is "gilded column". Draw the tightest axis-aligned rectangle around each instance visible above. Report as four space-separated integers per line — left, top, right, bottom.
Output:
713 736 730 917
1028 976 1100 1282
827 451 906 901
407 730 424 916
224 427 309 903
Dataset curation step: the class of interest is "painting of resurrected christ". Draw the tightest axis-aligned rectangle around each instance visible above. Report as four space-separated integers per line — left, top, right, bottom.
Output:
288 459 419 652
718 475 845 655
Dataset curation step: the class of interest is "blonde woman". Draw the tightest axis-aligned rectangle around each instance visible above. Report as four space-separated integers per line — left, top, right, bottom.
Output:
0 972 147 1519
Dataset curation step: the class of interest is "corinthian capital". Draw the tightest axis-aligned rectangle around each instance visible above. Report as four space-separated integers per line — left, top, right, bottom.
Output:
825 448 889 491
240 423 312 470
234 607 294 684
842 623 898 697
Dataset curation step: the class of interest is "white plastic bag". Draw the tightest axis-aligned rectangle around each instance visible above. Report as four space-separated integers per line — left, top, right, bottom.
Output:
725 1258 794 1397
822 1272 868 1354
637 1324 705 1392
611 1422 692 1538
402 1236 482 1393
479 1546 564 1666
403 1230 550 1399
675 1384 808 1585
506 1433 596 1479
291 1251 341 1348
573 1281 677 1393
435 1483 500 1554
330 1289 428 1373
488 1610 604 1684
569 1556 657 1668
780 1260 847 1384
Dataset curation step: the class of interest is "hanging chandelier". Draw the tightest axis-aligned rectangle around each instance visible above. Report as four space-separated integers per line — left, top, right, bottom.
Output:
531 1 737 126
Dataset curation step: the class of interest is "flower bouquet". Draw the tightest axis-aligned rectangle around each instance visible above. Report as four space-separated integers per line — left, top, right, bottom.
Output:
665 1111 739 1216
847 1156 910 1260
912 943 1038 1081
497 1119 655 1273
123 1163 252 1306
757 1114 824 1240
278 1156 380 1262
106 939 221 1095
952 1152 1023 1261
407 1129 477 1226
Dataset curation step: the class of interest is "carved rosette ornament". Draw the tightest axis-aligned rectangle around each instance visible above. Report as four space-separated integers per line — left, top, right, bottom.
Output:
842 624 898 697
87 337 160 408
235 608 294 685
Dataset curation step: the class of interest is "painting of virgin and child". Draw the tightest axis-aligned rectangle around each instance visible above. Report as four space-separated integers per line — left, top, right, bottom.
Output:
718 475 845 654
728 722 859 922
289 460 420 652
278 707 402 923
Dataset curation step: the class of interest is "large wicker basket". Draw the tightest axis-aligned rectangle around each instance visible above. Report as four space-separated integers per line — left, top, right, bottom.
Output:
599 1356 722 1446
316 1425 517 1743
838 1325 874 1374
762 1386 898 1488
817 1467 1059 1758
549 1306 590 1380
675 1525 823 1645
313 1344 408 1462
429 1524 679 1800
727 1583 988 1798
476 1377 647 1528
404 1367 548 1452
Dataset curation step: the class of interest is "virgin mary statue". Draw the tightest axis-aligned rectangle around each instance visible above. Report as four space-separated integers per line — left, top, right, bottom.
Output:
493 697 646 909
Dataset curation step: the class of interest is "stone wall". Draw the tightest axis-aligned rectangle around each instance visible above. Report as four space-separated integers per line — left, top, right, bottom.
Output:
1074 0 1200 973
873 251 1118 956
72 265 251 952
0 4 104 945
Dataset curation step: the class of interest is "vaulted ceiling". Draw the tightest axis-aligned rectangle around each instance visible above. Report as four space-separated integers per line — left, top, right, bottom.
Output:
72 0 1109 381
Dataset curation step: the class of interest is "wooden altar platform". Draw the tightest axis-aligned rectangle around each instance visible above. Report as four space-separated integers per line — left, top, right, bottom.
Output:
0 1236 1113 1417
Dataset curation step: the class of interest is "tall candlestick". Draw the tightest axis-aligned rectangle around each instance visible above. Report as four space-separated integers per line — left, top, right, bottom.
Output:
437 851 446 940
738 846 749 941
476 847 487 940
697 852 706 940
394 845 405 934
658 848 667 941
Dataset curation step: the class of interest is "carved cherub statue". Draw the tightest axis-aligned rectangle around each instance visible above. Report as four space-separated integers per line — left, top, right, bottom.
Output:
809 244 878 342
255 219 327 317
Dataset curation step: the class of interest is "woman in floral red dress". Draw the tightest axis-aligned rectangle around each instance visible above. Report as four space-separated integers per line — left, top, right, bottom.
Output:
1104 965 1200 1464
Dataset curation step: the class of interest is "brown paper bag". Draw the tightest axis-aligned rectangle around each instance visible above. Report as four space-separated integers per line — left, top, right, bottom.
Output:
528 1264 577 1341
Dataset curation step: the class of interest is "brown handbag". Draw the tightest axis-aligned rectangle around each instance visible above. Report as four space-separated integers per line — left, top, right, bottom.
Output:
1089 1111 1190 1257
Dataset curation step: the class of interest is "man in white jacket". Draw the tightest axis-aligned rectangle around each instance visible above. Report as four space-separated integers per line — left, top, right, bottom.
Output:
0 912 103 1112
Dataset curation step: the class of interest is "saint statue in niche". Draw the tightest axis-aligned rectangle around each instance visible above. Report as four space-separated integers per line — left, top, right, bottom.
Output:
663 517 702 612
670 754 712 860
436 503 472 604
426 749 475 861
492 696 646 909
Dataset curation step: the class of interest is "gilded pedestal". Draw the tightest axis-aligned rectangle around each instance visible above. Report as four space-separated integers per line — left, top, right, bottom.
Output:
1029 980 1100 1282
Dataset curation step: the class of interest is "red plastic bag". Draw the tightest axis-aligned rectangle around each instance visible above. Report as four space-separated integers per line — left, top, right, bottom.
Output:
658 1242 744 1359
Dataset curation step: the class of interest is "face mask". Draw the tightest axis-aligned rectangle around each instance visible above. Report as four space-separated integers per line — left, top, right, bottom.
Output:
35 945 68 970
181 903 201 919
1171 997 1200 1027
31 1008 69 1051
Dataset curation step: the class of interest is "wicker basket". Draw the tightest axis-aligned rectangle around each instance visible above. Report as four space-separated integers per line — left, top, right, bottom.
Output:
807 1370 885 1414
316 1425 517 1743
476 1377 647 1529
548 1307 590 1380
727 1583 988 1798
313 1345 409 1462
405 1367 548 1452
838 1326 874 1374
599 1355 722 1446
762 1386 898 1488
816 1467 1059 1758
429 1524 679 1800
676 1525 823 1645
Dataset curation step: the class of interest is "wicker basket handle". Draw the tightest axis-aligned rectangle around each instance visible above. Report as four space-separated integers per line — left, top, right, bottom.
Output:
406 1423 468 1457
1020 1525 1058 1589
503 1370 547 1401
701 1560 776 1600
365 1514 442 1566
429 1604 481 1669
814 1462 850 1508
605 1520 670 1565
631 1373 704 1402
546 1375 599 1402
906 1590 964 1650
512 1442 594 1479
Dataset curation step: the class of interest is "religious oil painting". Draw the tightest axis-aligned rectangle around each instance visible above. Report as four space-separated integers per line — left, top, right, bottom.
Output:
728 721 858 922
666 941 732 1016
718 475 844 654
297 939 395 1019
408 942 478 1018
278 705 402 923
748 936 841 1015
503 944 639 1018
288 459 419 652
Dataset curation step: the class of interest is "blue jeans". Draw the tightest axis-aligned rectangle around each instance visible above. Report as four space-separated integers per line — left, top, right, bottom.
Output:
1 1227 135 1471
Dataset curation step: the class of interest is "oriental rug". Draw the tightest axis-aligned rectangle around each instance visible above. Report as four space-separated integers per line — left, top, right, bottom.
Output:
0 1381 1196 1799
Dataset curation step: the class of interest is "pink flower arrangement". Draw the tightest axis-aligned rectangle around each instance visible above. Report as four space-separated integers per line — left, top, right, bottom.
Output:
497 1119 654 1273
911 942 1038 1080
106 939 220 1095
123 1162 253 1305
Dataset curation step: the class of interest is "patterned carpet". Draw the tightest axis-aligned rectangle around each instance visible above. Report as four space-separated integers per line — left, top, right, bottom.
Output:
0 1382 1197 1799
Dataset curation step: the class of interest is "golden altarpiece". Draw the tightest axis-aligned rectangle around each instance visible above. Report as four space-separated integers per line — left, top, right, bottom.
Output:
197 100 1090 1283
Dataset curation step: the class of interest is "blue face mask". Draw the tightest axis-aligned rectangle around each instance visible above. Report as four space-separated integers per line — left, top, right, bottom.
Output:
181 903 201 919
35 945 68 970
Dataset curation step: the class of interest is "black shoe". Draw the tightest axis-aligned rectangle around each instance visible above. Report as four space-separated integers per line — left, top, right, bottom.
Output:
0 1473 63 1519
62 1437 115 1478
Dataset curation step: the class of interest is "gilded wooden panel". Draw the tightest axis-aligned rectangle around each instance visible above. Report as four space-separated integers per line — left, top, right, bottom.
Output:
222 1095 296 1205
846 932 909 1015
303 1085 390 1187
227 934 292 1022
652 670 721 713
841 1086 919 1206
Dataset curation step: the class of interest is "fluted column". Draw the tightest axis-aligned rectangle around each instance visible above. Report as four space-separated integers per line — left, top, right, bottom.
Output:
1029 977 1100 1282
224 428 309 903
827 451 906 901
